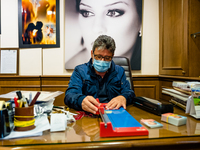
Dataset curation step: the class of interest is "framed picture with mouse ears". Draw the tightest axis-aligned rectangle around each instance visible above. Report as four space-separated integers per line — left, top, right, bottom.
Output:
18 0 60 48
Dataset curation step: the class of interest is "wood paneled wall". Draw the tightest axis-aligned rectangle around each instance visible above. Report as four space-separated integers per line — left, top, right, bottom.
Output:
41 76 70 106
0 76 41 101
132 75 160 100
1 75 200 106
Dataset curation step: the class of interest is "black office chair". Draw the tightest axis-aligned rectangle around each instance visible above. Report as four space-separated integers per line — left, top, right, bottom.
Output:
112 56 134 92
112 56 174 115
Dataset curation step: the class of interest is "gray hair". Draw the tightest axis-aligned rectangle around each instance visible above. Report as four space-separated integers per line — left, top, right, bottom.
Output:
92 35 116 54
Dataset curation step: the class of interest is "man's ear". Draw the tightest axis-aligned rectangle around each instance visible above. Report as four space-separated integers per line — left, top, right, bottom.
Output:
91 50 93 58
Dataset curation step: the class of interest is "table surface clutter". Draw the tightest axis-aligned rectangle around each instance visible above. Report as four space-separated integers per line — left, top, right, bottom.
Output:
1 103 200 150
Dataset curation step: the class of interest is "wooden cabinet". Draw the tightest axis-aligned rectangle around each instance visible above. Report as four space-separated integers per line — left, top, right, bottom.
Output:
159 0 200 77
132 75 160 100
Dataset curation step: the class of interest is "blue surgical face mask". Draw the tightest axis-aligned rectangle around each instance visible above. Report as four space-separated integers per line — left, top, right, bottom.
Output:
93 59 111 72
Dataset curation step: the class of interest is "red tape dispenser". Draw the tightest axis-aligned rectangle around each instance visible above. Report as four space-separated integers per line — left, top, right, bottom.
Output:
96 98 149 137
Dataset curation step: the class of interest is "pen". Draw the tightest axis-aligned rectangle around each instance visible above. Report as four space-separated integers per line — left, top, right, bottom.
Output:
14 97 19 108
53 106 64 109
29 92 41 106
16 91 22 100
22 95 29 107
19 99 23 108
29 92 32 105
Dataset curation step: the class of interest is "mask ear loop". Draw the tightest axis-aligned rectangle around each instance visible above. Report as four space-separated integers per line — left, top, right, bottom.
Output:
92 53 96 66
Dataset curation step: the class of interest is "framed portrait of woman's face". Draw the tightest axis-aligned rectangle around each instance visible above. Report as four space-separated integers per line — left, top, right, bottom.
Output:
18 0 60 48
64 0 142 70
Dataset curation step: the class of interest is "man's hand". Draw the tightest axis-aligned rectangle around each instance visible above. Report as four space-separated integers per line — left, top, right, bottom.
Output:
106 95 126 110
82 96 100 114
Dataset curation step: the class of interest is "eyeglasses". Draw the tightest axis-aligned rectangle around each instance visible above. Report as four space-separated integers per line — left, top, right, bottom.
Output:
94 55 113 61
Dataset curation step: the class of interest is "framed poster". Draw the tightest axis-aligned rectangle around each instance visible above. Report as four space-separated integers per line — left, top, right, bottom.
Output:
0 48 19 75
18 0 60 48
64 0 142 70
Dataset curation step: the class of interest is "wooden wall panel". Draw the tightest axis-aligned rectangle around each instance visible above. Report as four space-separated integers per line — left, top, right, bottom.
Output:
41 87 67 106
159 0 200 77
0 76 40 101
188 0 200 77
159 0 189 76
1 75 200 105
134 85 156 99
41 76 70 106
41 76 70 85
0 76 40 87
132 75 160 100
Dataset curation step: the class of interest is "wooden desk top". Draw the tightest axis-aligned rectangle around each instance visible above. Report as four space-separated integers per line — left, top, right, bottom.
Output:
1 105 200 150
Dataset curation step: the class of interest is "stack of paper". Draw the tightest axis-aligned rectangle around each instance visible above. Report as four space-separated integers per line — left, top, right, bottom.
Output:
161 113 187 126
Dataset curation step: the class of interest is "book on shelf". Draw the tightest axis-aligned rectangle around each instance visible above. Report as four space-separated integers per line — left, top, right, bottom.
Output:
172 81 190 89
173 87 191 95
170 99 186 110
171 97 187 106
162 87 189 101
162 87 188 111
172 81 200 94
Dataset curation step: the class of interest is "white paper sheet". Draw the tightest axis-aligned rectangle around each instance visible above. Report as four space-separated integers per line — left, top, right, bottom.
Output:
0 50 17 73
3 114 50 140
0 90 63 102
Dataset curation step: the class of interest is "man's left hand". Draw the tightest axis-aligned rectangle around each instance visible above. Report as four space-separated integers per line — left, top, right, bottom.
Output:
106 95 126 110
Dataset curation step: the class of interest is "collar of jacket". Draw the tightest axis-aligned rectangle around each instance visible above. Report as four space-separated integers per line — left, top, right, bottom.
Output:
87 58 117 78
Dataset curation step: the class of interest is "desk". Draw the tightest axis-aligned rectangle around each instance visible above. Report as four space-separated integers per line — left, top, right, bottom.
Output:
1 105 200 150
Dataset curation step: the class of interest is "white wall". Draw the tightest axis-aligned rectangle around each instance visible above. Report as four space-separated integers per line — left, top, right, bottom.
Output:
141 0 159 75
0 0 159 76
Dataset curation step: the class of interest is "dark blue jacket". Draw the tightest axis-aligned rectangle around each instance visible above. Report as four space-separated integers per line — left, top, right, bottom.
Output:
64 58 135 110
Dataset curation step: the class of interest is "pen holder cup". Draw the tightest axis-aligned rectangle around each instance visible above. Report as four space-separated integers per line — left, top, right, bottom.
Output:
14 105 35 131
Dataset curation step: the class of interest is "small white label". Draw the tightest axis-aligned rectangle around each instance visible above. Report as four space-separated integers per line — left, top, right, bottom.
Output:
50 113 66 132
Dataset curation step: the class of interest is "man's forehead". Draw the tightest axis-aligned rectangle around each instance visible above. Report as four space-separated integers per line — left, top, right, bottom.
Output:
95 48 113 56
95 47 107 52
96 46 106 50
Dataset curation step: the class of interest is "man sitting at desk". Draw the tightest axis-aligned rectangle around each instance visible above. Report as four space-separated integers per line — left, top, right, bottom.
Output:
64 35 135 114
